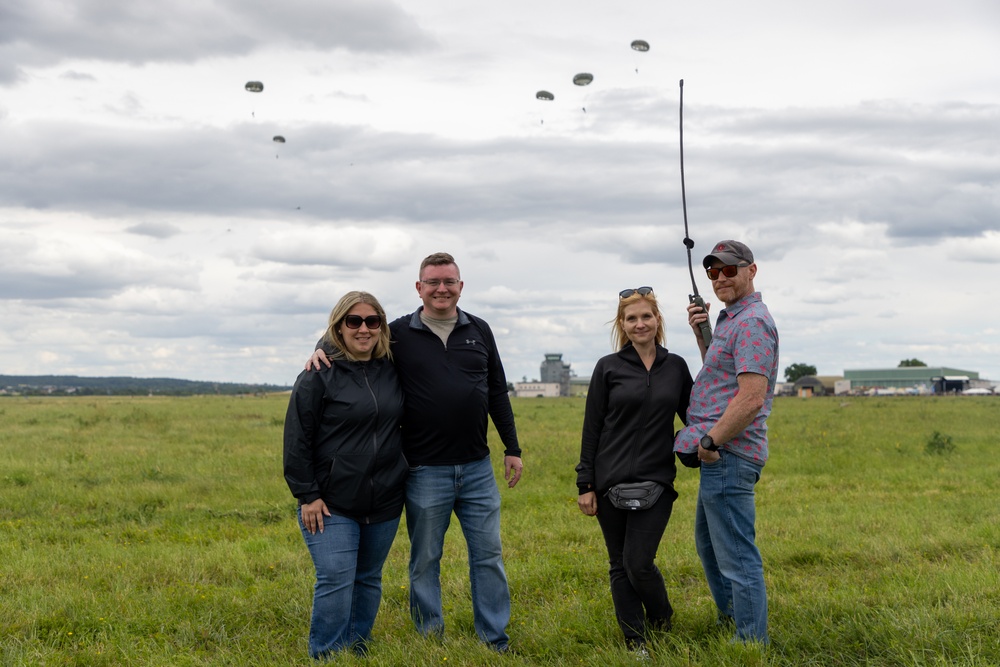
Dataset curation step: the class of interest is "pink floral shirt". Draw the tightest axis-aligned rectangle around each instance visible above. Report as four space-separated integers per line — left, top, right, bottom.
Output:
674 291 778 464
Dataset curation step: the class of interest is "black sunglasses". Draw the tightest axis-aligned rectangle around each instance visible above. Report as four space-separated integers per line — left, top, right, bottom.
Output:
343 315 382 329
619 286 654 299
706 264 746 281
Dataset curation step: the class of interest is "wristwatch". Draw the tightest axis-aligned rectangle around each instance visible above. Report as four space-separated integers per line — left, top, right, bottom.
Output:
700 434 720 452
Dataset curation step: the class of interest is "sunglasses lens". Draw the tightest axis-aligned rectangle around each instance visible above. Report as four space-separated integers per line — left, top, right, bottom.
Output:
344 315 381 329
620 286 654 299
707 265 740 280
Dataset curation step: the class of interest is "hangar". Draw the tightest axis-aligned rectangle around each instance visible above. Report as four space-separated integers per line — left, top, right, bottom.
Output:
843 367 981 393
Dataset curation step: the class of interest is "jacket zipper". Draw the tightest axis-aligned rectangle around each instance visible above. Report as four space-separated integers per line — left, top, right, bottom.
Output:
628 364 654 479
361 365 378 525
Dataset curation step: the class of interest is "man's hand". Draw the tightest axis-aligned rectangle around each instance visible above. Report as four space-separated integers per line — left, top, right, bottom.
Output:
687 301 713 359
577 491 597 516
305 349 332 371
687 300 711 335
504 455 523 488
697 443 722 464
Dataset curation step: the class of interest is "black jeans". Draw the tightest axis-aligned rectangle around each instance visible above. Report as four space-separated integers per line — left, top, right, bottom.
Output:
596 487 677 643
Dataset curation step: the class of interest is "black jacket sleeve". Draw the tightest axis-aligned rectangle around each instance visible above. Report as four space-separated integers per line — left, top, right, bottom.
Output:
480 319 521 457
575 358 608 493
283 369 324 504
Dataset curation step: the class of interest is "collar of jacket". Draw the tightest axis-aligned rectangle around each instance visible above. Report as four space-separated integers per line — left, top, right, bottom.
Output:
616 342 669 367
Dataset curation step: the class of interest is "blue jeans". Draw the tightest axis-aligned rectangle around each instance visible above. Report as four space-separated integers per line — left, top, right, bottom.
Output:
405 456 511 649
695 452 769 643
298 509 401 658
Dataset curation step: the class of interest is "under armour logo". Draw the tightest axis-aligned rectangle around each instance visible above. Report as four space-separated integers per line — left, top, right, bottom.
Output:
465 339 478 346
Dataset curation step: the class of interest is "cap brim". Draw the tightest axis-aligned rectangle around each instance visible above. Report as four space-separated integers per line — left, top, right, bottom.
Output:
703 252 744 268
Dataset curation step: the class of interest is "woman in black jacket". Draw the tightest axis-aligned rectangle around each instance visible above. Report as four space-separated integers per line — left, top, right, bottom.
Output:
576 287 693 656
283 291 406 659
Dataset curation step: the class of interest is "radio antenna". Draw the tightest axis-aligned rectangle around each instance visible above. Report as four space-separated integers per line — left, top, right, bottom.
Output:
679 79 713 348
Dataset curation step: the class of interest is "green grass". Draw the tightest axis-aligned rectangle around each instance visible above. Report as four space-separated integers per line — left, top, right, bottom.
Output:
1 395 998 665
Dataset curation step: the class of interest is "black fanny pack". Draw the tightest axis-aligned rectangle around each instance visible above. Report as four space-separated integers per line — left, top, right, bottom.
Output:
605 481 664 510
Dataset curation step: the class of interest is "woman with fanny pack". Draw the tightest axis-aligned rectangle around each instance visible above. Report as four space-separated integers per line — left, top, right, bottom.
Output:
575 286 693 656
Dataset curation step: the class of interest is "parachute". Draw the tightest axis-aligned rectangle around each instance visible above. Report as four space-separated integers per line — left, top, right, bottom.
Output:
572 73 594 112
630 40 650 52
272 136 286 143
536 90 554 101
245 81 264 93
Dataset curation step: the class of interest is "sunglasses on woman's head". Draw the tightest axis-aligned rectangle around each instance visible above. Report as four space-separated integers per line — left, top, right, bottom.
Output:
343 315 382 329
619 286 654 299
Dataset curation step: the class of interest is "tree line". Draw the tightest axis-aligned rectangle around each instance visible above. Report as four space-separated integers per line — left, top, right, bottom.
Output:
0 375 291 396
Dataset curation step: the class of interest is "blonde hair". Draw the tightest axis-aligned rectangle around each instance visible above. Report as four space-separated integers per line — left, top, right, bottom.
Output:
610 292 665 350
322 291 393 361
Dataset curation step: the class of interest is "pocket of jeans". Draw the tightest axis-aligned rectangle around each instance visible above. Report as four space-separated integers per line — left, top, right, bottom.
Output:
740 464 761 487
408 464 424 472
734 457 761 489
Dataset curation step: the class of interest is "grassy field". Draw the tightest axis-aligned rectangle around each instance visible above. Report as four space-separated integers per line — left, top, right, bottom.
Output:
1 395 998 666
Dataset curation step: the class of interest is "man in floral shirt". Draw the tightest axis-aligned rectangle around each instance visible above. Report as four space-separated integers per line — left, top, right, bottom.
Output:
674 240 778 644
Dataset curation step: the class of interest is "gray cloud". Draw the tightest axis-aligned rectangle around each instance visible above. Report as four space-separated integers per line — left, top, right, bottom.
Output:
0 228 199 299
126 221 181 238
0 0 433 83
3 99 997 247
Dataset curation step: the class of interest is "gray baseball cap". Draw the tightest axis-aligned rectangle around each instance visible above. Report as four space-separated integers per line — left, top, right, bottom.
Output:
703 240 754 269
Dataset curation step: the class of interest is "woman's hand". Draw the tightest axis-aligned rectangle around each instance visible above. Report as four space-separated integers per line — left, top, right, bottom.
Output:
301 498 331 534
578 491 598 516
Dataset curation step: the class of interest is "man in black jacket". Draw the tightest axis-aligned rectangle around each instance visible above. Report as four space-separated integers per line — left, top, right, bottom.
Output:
310 252 523 652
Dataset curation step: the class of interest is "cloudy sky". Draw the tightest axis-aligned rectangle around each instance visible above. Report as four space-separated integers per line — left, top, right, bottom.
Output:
2 0 999 388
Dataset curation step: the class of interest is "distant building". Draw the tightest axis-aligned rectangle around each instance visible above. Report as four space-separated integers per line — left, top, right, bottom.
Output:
570 376 590 397
514 382 561 398
540 353 572 397
793 376 826 397
843 367 982 394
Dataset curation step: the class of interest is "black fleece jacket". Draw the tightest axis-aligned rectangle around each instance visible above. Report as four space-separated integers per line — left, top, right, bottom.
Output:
283 356 407 523
576 344 693 494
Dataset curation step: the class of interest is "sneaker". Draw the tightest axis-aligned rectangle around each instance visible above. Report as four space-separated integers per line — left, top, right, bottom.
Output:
631 645 650 661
